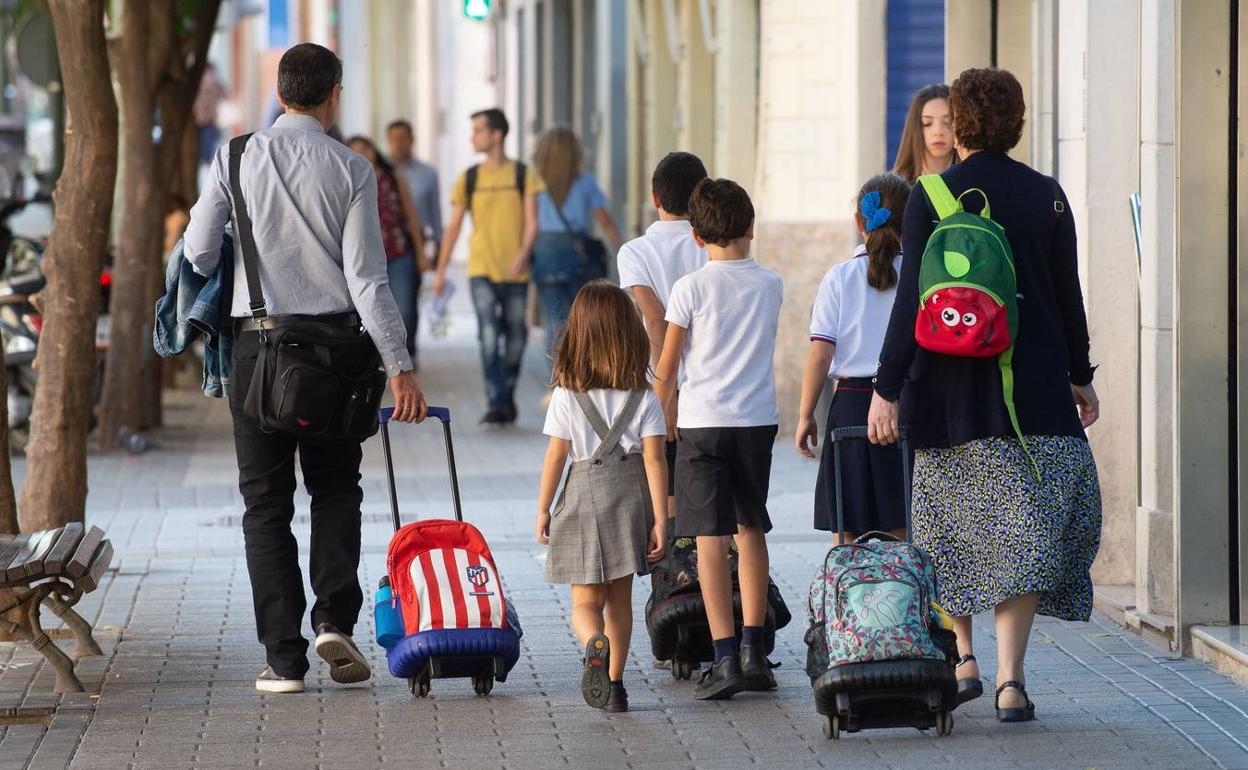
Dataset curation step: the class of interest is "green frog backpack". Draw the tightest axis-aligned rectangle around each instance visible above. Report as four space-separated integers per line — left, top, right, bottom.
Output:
914 174 1036 475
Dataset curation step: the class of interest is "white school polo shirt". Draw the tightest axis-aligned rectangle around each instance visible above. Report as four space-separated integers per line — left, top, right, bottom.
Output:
542 387 667 462
617 220 708 385
809 245 904 379
665 258 783 429
617 220 708 306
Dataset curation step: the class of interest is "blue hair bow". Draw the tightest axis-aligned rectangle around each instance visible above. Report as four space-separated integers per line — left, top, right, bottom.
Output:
860 191 892 232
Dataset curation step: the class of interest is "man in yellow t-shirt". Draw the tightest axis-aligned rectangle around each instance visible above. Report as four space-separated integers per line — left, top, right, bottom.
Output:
434 108 538 425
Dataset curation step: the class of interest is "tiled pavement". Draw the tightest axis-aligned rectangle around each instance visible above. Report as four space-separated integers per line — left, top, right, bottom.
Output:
2 296 1248 769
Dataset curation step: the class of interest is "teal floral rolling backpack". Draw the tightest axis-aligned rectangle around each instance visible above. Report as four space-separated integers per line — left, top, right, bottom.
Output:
804 535 950 674
805 428 960 740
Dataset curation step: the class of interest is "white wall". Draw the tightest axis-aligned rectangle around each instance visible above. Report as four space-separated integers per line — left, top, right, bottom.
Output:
1056 0 1141 586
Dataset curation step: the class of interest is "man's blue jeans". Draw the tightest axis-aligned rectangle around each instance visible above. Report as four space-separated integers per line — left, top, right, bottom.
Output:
469 277 528 412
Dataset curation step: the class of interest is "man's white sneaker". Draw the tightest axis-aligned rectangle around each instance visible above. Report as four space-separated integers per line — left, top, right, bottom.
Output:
314 623 371 684
255 667 305 694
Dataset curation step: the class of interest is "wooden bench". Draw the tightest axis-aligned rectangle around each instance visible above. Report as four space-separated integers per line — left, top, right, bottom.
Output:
0 523 113 693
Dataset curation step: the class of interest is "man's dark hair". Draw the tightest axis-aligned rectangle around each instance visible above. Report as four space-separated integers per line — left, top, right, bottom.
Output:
471 108 510 139
651 152 708 216
688 178 754 247
277 43 342 110
387 119 413 136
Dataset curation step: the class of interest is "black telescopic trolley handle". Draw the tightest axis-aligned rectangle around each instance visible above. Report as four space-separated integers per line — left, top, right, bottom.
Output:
378 406 465 533
830 425 912 543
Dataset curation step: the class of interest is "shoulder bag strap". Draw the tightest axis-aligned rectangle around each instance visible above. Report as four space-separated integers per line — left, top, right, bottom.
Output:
586 390 645 463
515 161 526 202
228 134 267 319
465 164 479 213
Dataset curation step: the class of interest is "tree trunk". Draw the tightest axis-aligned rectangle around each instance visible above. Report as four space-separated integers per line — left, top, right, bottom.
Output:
97 1 173 449
18 0 118 530
179 118 200 208
102 0 220 442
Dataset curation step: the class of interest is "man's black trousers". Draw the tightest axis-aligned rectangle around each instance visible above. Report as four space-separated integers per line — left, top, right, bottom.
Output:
228 329 372 678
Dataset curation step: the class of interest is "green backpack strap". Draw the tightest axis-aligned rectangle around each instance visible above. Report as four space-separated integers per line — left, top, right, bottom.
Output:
918 174 960 220
998 346 1042 480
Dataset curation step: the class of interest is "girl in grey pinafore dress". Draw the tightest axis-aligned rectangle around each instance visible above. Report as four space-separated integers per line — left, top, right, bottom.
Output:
534 280 669 713
545 390 656 584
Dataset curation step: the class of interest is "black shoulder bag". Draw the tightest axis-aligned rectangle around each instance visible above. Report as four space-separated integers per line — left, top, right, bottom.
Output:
229 134 387 442
551 188 608 282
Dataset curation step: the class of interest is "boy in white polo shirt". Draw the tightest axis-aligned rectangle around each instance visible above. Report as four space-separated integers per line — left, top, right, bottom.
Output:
618 151 708 506
654 178 783 701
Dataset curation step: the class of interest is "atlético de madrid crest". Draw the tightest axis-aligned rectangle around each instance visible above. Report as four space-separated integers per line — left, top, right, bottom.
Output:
465 565 490 587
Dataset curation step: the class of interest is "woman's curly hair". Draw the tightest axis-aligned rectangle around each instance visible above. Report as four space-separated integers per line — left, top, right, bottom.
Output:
949 68 1026 153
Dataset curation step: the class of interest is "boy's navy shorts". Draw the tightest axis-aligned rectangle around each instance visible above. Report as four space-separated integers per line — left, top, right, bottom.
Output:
674 425 776 537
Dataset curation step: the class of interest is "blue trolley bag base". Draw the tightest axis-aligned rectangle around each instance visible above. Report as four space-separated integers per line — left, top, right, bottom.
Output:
376 406 522 698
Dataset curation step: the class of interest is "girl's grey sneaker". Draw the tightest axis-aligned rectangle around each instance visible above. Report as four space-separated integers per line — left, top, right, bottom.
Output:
255 667 305 694
581 633 611 708
314 623 371 684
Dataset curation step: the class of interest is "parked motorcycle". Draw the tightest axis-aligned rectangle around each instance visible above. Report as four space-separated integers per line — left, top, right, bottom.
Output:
0 195 113 453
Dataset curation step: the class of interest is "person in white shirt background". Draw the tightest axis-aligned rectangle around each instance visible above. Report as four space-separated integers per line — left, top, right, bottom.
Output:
795 173 913 543
616 151 709 516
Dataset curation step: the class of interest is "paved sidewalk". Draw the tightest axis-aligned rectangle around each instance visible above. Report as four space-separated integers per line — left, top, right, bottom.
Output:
2 296 1248 769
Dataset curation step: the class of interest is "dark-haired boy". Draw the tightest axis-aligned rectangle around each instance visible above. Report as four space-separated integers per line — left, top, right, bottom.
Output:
654 179 783 700
618 152 708 515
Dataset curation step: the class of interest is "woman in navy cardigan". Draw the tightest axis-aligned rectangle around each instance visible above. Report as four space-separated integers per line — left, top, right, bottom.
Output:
867 68 1102 723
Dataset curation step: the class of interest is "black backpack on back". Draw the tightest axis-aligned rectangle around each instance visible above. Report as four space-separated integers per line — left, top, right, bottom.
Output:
464 161 527 214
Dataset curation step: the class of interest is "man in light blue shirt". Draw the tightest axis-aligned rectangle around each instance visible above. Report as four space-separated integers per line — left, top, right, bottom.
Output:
183 43 426 696
387 119 442 250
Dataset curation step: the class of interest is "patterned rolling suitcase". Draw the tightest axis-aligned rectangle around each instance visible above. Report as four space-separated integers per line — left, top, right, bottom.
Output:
375 406 522 697
804 426 959 739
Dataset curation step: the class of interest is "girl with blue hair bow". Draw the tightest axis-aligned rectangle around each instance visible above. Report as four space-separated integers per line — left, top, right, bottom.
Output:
794 172 913 542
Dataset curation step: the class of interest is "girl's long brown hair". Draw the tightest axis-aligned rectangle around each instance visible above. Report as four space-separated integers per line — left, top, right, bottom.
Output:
892 84 952 183
532 127 583 207
551 281 650 392
856 173 911 291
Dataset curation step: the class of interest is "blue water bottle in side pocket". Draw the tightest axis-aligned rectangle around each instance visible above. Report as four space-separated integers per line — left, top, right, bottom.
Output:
374 576 404 649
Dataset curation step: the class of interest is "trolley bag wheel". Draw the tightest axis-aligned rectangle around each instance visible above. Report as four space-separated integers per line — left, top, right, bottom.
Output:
671 658 694 681
409 672 431 698
936 710 954 737
822 714 841 740
472 671 495 696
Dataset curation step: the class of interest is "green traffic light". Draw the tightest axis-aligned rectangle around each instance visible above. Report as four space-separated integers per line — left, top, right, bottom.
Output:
465 0 490 21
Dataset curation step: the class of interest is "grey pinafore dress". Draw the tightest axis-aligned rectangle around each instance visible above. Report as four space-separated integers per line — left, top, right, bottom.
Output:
544 390 656 585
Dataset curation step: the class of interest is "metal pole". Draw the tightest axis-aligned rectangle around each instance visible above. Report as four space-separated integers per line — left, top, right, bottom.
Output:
380 422 403 533
442 420 464 522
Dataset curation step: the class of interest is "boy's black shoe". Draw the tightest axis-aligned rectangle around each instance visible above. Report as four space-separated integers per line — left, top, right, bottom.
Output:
581 633 611 708
500 399 518 424
692 656 746 701
605 682 629 713
479 409 505 426
740 643 778 691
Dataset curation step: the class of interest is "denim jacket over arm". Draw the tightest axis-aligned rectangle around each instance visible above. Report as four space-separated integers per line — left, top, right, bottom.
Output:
153 233 235 397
